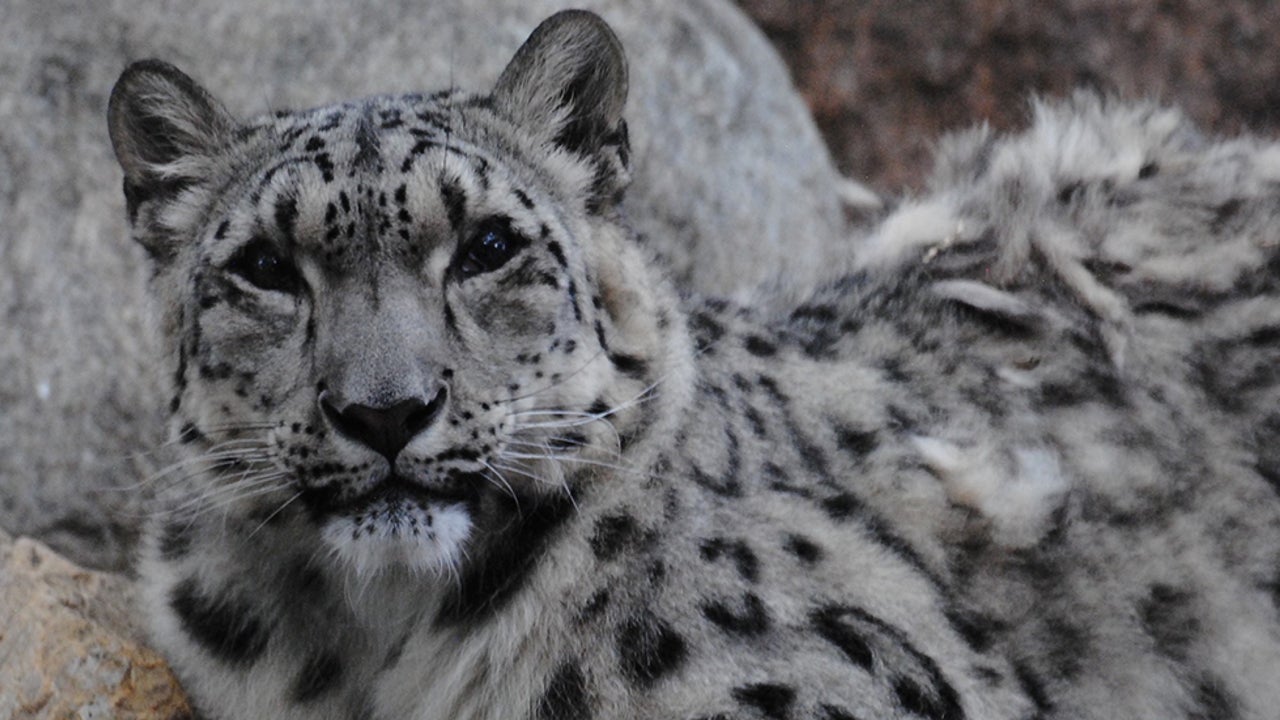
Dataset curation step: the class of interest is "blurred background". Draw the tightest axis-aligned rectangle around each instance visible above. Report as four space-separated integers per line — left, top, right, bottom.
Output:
738 0 1280 191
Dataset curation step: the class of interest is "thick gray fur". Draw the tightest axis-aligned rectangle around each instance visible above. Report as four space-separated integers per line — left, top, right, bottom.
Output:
112 9 1280 720
0 0 852 570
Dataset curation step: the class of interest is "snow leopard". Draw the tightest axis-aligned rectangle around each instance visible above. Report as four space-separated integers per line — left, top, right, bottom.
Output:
109 9 1280 720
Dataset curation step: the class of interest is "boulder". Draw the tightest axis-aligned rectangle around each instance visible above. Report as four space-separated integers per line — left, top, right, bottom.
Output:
0 530 190 719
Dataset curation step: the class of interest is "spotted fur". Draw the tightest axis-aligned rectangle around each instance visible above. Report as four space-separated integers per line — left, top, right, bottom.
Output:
110 11 1280 720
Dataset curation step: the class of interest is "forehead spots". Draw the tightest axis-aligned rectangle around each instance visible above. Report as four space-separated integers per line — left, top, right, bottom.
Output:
233 96 558 279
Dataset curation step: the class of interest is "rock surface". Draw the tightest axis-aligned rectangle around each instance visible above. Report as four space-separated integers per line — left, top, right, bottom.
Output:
0 530 190 719
739 0 1280 190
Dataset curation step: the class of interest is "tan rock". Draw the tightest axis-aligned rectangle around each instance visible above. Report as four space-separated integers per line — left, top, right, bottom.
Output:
0 530 190 720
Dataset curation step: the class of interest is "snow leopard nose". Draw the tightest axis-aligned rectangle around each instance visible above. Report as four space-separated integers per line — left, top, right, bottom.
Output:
318 388 447 462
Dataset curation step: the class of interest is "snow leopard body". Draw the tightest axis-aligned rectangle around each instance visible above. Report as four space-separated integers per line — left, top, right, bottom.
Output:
109 10 1280 720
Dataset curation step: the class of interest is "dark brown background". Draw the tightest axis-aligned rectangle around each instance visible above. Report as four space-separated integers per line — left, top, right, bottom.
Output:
737 0 1280 191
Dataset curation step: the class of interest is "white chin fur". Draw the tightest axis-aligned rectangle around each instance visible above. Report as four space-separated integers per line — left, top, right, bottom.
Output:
319 499 472 579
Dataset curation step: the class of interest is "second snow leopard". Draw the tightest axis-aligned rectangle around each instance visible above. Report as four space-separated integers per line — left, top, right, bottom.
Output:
109 10 1280 720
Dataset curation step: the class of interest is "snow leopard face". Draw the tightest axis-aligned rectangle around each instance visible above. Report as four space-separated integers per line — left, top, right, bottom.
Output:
109 12 672 578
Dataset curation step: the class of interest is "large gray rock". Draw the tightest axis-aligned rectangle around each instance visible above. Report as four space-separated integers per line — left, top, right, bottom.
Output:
0 1 851 570
0 529 192 719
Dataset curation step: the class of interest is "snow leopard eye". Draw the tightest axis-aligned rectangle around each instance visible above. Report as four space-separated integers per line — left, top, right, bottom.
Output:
226 238 302 294
456 218 528 280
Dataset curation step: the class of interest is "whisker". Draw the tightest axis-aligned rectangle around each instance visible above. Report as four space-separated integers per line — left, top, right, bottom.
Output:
478 460 520 505
128 450 275 491
495 347 609 405
488 459 578 512
498 450 648 478
248 489 306 538
160 472 292 518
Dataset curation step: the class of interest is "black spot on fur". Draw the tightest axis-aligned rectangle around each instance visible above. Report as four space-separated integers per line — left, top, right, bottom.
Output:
292 651 343 702
732 682 795 720
547 240 569 268
811 605 874 670
819 704 861 720
691 439 743 497
700 537 760 582
689 312 726 353
1244 325 1280 347
816 605 964 719
943 608 1002 654
790 304 838 324
618 612 687 687
1057 181 1083 205
437 492 575 624
169 578 268 664
783 534 823 565
1039 614 1089 679
1139 584 1199 661
608 353 648 379
744 335 778 357
443 302 459 337
1013 662 1053 714
352 115 381 169
158 521 194 560
284 558 326 597
440 179 466 233
594 320 610 351
834 425 878 457
513 188 536 210
702 592 771 636
178 422 204 444
1138 161 1158 179
1038 366 1124 407
578 589 610 622
537 662 592 720
821 492 862 520
893 674 962 720
1193 677 1239 720
1257 459 1280 497
647 559 666 585
1211 198 1244 235
565 279 584 322
590 513 639 561
317 111 341 131
314 153 335 182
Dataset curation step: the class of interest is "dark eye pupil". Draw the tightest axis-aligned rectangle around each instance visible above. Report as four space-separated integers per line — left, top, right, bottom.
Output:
479 231 507 259
255 253 281 275
229 239 300 293
458 220 527 279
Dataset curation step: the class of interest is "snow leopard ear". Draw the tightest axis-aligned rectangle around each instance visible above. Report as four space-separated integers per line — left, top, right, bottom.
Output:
494 10 631 205
108 60 234 231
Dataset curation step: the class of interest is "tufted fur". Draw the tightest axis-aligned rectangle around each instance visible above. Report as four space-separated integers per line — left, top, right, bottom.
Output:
112 11 1280 720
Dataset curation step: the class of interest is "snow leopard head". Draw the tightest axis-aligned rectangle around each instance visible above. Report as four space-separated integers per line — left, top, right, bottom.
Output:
109 11 684 579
